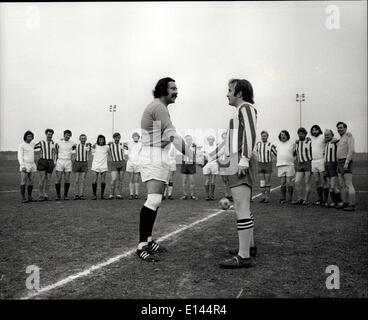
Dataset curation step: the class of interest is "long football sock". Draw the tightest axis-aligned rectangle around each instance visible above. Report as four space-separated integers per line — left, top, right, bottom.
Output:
139 205 158 244
27 185 33 198
211 184 215 197
92 183 97 196
323 187 329 202
237 218 254 259
20 185 26 198
335 192 342 204
317 186 323 201
147 208 158 239
205 184 210 198
55 183 61 197
64 183 70 197
129 182 134 196
281 185 287 199
101 182 106 197
287 186 293 201
330 191 336 203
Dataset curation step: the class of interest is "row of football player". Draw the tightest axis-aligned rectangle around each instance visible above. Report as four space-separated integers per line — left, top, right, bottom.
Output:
17 121 356 209
17 129 142 201
250 122 356 212
16 128 235 202
164 122 356 210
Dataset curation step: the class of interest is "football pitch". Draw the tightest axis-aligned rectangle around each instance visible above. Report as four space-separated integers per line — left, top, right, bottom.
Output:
0 160 367 299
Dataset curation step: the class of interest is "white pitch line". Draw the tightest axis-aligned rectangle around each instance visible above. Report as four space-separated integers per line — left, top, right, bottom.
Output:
0 189 39 193
22 185 281 300
236 288 243 299
252 185 281 199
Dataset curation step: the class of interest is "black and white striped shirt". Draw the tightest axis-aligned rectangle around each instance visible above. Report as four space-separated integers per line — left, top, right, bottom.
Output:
34 140 55 160
75 143 91 162
325 140 338 163
255 141 277 163
295 138 312 163
208 102 257 168
226 103 257 161
109 143 125 162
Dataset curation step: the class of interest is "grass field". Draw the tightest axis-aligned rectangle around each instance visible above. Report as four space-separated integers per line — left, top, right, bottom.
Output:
0 160 367 299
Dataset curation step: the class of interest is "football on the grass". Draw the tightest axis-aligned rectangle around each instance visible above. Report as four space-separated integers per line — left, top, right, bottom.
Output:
219 197 231 210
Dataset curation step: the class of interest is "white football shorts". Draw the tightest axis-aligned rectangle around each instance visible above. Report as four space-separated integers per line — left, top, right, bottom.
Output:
277 165 295 178
202 161 219 175
56 159 72 172
311 158 325 173
139 146 170 183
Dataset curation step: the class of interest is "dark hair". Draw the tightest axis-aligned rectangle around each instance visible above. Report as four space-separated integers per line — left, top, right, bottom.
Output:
336 121 347 129
64 130 72 136
297 127 307 135
260 131 269 136
23 130 34 141
310 125 323 136
229 79 254 104
96 134 106 146
278 130 290 141
45 128 54 135
132 132 140 138
79 134 86 138
113 132 121 138
153 77 175 98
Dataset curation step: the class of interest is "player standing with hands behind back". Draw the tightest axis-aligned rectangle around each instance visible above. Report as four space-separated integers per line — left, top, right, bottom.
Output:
136 77 192 262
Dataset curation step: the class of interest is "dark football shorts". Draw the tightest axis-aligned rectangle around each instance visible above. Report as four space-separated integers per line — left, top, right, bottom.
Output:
258 162 272 174
110 160 126 172
181 163 196 175
325 162 338 177
228 157 257 189
296 160 312 173
37 158 55 174
73 161 88 173
337 159 353 175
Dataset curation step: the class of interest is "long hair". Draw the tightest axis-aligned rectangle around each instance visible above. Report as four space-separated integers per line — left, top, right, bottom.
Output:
96 134 106 146
310 125 323 136
153 77 175 98
278 130 290 141
229 79 254 104
23 130 34 141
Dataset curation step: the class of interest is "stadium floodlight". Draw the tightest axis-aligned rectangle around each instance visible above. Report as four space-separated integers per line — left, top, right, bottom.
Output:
296 93 306 127
109 105 117 137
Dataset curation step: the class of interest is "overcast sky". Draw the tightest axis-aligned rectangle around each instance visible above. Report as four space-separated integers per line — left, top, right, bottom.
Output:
0 1 366 151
